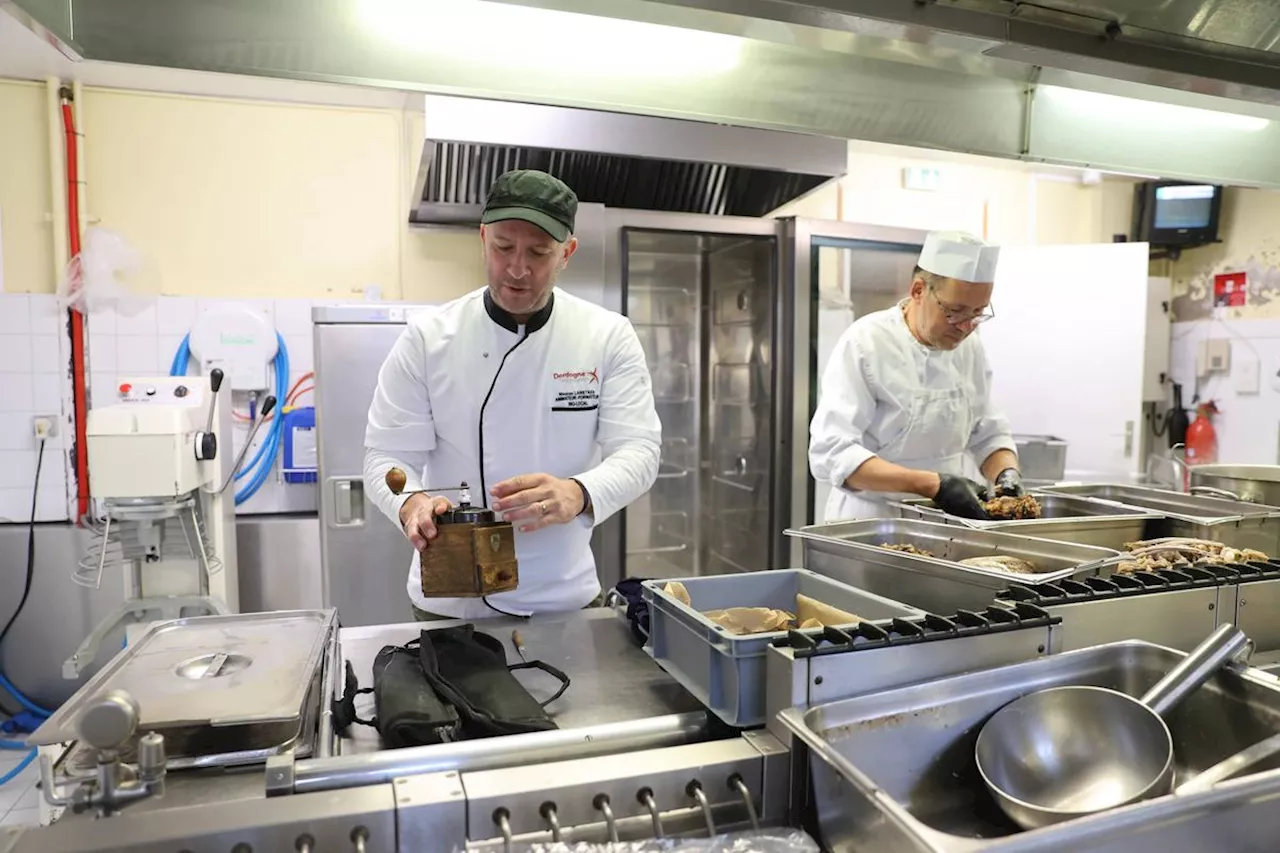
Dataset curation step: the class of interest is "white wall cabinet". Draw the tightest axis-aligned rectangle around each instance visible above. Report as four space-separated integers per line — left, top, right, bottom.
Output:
980 242 1165 480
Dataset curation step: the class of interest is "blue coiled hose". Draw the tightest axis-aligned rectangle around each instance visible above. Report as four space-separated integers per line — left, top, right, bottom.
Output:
0 674 48 788
170 332 289 505
0 674 50 718
0 747 36 787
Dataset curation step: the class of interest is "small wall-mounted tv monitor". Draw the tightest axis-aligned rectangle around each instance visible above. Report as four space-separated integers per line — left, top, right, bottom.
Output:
1131 181 1223 248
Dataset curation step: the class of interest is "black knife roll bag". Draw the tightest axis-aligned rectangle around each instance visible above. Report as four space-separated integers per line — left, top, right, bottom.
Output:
417 624 570 738
332 624 569 746
331 641 462 747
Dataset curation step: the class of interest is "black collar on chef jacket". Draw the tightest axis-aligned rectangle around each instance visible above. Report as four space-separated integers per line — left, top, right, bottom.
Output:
483 289 554 334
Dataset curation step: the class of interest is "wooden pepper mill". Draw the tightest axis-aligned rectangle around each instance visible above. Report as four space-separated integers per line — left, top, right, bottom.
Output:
385 468 518 598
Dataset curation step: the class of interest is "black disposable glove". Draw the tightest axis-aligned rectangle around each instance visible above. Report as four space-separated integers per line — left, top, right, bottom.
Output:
993 467 1024 498
934 475 990 520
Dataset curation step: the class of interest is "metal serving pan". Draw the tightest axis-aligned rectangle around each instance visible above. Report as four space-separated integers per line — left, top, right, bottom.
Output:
57 653 329 772
1035 483 1280 555
30 610 337 746
785 518 1118 615
779 640 1280 852
894 494 1168 551
1189 464 1280 507
897 493 1162 527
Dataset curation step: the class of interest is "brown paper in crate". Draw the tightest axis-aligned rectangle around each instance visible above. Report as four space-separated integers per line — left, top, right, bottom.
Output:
662 582 862 635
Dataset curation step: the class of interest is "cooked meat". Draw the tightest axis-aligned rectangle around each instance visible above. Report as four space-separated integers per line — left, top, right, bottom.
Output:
959 555 1039 574
1117 538 1269 574
882 543 935 557
983 495 1043 520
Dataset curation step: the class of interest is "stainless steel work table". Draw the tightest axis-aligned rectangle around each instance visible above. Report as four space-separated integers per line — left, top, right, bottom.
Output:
42 607 705 819
338 606 705 753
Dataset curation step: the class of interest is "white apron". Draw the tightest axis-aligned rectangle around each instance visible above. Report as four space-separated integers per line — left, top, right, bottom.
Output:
822 384 975 523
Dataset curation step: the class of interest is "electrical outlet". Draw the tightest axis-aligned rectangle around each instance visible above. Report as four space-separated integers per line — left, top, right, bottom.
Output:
32 415 58 439
1237 358 1261 395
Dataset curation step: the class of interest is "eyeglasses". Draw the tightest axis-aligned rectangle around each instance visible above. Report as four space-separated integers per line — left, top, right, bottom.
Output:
929 286 995 327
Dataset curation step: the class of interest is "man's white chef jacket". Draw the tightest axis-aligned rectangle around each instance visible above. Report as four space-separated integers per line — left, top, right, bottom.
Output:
364 286 661 618
808 302 1016 523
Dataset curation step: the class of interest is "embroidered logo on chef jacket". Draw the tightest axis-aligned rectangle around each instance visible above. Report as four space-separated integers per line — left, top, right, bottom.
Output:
550 368 600 411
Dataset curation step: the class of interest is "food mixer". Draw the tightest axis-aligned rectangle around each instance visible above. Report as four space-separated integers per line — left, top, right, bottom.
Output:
63 369 261 678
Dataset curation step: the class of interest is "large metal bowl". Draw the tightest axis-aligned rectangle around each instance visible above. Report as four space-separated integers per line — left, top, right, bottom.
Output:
974 624 1249 830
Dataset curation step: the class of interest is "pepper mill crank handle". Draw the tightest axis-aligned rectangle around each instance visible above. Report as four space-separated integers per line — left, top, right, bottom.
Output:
384 469 470 502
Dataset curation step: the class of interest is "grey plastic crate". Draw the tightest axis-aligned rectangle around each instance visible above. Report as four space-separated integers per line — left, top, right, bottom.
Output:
641 569 925 728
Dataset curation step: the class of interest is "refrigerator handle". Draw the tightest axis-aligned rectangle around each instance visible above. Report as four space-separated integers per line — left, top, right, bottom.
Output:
328 476 366 527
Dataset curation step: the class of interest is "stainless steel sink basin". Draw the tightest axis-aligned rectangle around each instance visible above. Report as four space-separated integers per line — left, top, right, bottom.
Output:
779 640 1280 852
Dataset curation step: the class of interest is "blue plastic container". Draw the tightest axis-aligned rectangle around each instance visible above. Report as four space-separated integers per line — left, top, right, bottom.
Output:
282 406 318 484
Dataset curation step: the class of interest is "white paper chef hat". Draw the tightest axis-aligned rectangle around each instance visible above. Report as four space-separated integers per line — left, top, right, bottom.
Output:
917 231 1001 283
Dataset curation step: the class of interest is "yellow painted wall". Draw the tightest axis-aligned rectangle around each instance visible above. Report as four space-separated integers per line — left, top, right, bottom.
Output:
0 80 484 301
0 80 53 294
2 78 1136 302
1168 187 1280 320
794 141 1136 248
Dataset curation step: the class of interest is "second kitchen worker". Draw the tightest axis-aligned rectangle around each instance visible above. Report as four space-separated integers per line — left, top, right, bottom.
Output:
808 230 1023 523
363 169 661 621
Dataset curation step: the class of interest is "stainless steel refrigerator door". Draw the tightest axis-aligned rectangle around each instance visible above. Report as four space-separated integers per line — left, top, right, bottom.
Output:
315 318 416 627
621 230 703 579
619 224 779 577
780 218 931 564
705 234 777 575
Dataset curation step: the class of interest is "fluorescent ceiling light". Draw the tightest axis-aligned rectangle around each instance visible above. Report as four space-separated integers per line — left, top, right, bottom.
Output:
1044 86 1270 132
357 0 744 76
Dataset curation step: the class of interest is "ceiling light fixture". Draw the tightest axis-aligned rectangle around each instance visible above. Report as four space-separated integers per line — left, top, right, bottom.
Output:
357 0 745 77
1042 85 1270 132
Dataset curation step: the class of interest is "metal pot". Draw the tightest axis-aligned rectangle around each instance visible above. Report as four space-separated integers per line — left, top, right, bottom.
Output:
1189 464 1280 506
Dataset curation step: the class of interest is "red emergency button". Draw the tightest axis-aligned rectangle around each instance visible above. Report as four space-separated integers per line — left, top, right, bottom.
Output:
119 383 132 396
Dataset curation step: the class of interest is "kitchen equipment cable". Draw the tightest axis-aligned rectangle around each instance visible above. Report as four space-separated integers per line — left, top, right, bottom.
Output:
0 439 52 729
0 439 46 651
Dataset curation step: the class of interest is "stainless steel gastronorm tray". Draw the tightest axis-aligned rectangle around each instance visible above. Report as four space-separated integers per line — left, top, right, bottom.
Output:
895 493 1159 527
1035 483 1280 555
780 641 1280 852
30 610 337 746
59 656 328 772
786 518 1119 614
895 494 1168 551
1035 483 1280 521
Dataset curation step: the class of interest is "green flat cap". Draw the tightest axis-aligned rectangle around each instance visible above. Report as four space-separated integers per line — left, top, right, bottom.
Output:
481 169 578 242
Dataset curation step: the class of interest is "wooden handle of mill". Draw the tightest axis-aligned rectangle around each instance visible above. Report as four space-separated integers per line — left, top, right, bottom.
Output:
386 467 408 495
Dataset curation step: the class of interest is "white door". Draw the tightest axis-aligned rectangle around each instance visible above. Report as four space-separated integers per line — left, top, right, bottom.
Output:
979 243 1152 479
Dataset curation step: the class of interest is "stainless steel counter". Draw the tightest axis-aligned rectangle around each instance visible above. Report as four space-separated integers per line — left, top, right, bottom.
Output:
39 608 704 821
338 608 704 756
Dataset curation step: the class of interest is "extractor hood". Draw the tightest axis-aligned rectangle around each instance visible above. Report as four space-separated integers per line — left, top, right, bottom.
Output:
410 94 848 225
8 0 1280 186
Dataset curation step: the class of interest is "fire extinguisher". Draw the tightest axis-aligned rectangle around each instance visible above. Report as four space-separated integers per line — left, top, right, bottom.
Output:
1184 401 1220 486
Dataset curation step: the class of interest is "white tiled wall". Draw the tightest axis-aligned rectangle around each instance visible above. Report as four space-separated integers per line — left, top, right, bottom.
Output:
0 295 73 523
86 296 331 517
0 293 333 522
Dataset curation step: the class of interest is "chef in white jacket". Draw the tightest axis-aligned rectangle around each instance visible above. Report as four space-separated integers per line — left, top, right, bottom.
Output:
363 169 661 620
808 230 1021 523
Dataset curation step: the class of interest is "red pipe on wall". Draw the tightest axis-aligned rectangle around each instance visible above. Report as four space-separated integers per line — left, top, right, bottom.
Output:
60 94 90 523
